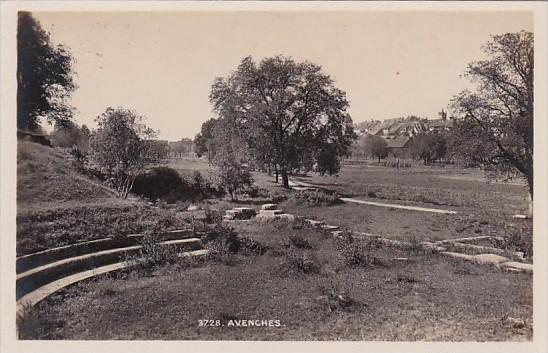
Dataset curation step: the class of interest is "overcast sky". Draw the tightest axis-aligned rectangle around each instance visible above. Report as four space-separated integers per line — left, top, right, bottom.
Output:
35 11 533 140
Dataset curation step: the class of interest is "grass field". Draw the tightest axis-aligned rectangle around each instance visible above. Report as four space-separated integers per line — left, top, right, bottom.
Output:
164 158 532 260
22 220 532 341
17 148 533 340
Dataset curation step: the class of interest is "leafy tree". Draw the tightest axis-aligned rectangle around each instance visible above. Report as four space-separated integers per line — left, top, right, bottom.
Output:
212 148 253 201
210 55 357 188
17 12 76 131
364 135 389 162
409 133 447 164
49 121 90 151
88 107 158 199
450 31 534 217
194 119 219 160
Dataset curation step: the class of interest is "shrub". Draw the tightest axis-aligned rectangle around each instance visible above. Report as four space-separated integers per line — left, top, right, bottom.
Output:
339 238 377 268
269 190 288 203
125 233 181 273
212 153 254 201
317 279 362 313
204 208 223 225
287 234 312 249
280 248 321 275
293 189 342 207
491 221 533 259
132 167 191 203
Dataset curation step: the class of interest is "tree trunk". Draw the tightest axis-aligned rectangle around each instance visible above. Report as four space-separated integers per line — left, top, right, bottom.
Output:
527 172 533 218
275 166 279 183
281 169 289 189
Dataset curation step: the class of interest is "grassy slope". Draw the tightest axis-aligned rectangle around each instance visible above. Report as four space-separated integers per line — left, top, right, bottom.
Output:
27 220 532 341
16 142 187 255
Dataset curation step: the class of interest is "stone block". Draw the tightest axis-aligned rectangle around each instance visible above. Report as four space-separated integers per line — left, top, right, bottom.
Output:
261 203 278 210
259 209 283 216
500 261 533 273
472 253 509 266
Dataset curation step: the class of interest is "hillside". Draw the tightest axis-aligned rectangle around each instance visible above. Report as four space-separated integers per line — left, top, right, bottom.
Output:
16 141 187 255
17 141 114 206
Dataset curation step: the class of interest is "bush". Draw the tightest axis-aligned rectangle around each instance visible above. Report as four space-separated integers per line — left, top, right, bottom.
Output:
317 280 362 313
293 189 342 207
270 190 289 203
132 167 221 203
280 248 321 275
287 234 312 249
338 238 378 268
212 153 254 201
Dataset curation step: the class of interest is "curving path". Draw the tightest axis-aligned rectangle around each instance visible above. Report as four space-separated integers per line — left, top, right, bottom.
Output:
288 179 458 215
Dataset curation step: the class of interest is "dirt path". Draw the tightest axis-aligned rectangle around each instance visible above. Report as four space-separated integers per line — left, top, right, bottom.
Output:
339 197 458 215
288 179 458 215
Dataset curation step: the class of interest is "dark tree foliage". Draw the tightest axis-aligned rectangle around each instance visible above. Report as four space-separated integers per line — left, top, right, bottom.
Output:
364 135 389 162
17 12 76 131
450 31 534 217
409 133 448 164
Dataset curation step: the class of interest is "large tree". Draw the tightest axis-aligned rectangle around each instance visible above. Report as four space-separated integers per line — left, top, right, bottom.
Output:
450 31 534 217
88 107 158 199
210 56 357 188
364 135 389 163
409 133 448 165
17 12 76 131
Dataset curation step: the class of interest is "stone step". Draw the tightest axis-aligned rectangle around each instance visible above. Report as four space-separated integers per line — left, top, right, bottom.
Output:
259 209 283 216
16 238 202 299
16 249 209 313
16 229 195 274
261 203 278 210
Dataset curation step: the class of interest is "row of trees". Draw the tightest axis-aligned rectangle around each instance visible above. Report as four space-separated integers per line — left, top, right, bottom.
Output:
352 133 450 165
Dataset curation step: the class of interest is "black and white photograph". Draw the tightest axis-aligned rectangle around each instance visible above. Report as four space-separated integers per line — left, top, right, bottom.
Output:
1 1 547 352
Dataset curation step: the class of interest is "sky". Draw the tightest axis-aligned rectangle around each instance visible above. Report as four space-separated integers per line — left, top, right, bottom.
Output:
34 11 533 141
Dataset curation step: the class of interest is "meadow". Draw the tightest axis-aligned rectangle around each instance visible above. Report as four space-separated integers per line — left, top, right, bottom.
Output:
17 150 533 340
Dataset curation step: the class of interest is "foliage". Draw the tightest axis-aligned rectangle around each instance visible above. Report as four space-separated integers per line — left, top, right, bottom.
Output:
293 189 342 207
132 167 220 203
212 150 254 201
17 12 76 131
338 238 378 268
49 121 90 151
408 133 448 164
209 55 357 188
170 138 193 158
88 107 158 198
280 248 322 275
363 135 389 162
450 31 534 216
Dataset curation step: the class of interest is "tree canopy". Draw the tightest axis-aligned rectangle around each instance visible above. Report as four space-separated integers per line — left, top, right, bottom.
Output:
209 55 357 188
88 107 158 199
17 12 76 131
450 31 534 216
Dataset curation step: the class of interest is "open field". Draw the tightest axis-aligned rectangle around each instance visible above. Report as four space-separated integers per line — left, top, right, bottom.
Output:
21 220 532 341
17 150 533 340
163 158 532 260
